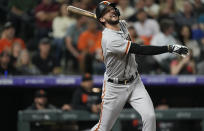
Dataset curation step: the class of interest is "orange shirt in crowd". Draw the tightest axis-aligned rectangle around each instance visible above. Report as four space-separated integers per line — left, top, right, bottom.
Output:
77 30 102 54
0 38 26 53
171 60 193 74
139 36 152 45
0 39 11 53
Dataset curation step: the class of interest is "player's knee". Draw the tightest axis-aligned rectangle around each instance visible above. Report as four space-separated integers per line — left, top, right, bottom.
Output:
149 112 156 122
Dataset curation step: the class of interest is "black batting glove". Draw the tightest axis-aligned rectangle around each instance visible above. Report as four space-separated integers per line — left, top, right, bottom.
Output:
168 45 189 56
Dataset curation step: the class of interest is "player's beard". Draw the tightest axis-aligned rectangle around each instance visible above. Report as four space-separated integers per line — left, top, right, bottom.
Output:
106 15 119 25
106 19 119 25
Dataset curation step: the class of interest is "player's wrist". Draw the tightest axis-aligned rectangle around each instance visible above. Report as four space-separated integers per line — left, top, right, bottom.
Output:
167 45 173 53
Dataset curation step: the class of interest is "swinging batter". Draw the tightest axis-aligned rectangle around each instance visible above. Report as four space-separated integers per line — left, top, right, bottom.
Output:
91 1 188 131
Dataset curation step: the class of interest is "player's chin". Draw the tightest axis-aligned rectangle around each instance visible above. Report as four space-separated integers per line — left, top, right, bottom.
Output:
106 17 119 25
110 18 119 24
113 19 119 23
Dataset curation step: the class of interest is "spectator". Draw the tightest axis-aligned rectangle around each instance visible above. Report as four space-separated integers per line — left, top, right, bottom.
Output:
160 0 185 12
128 25 143 44
156 98 175 131
128 0 145 22
7 0 38 40
197 38 204 74
80 0 96 11
52 4 76 62
72 0 95 11
64 16 87 73
170 50 196 75
198 15 204 24
32 38 60 75
34 0 59 44
135 0 145 11
0 39 11 55
64 73 101 131
116 0 135 20
174 0 186 12
178 25 200 60
193 0 204 16
133 9 160 45
71 73 101 113
16 50 40 75
174 1 197 28
191 24 204 41
158 0 177 22
151 19 176 73
199 37 204 61
159 0 177 12
10 43 23 67
156 98 169 110
0 51 17 75
128 25 158 74
144 0 160 18
27 89 56 110
61 103 72 111
77 19 102 73
0 22 26 54
197 61 204 74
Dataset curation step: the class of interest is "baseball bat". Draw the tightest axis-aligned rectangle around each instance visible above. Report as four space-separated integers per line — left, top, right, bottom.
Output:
67 5 97 19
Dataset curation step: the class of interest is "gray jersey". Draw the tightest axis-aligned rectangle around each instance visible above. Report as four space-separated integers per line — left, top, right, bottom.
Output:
101 20 138 79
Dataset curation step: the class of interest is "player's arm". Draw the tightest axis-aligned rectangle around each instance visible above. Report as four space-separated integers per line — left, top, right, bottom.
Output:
128 43 189 56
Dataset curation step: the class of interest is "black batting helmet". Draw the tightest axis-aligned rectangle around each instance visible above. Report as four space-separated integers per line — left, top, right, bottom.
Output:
95 1 120 20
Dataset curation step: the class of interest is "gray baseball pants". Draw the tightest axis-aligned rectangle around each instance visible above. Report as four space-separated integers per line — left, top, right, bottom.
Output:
91 74 156 131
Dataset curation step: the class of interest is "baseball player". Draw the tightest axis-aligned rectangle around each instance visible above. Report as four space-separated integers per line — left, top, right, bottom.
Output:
91 1 189 131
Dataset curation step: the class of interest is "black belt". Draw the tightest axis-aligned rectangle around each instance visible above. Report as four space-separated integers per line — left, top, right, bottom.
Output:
107 72 138 85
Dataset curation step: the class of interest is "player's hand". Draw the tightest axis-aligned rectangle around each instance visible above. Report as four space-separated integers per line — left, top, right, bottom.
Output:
62 104 72 111
36 11 47 21
181 55 190 65
91 104 99 113
77 54 83 61
168 45 189 57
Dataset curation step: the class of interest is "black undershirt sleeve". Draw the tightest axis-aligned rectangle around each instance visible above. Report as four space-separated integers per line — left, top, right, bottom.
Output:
129 43 169 55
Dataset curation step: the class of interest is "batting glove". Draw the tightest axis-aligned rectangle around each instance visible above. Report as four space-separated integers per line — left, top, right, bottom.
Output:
168 44 189 57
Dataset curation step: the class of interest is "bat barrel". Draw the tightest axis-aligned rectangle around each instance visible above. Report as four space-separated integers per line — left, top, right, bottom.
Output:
67 5 97 19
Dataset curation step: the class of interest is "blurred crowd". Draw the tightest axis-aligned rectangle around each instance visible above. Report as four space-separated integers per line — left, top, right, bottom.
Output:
27 74 101 112
0 0 204 76
26 73 101 131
